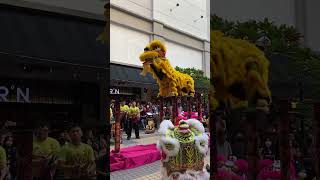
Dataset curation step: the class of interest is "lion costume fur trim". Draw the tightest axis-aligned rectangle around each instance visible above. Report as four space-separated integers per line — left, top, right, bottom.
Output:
140 40 195 97
157 136 180 162
194 133 209 155
161 166 210 180
185 119 205 134
211 30 271 110
158 120 175 135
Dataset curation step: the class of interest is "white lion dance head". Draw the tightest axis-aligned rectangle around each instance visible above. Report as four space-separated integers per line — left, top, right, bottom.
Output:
157 119 210 180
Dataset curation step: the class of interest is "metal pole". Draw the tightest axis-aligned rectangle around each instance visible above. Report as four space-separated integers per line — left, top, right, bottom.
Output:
279 99 290 180
16 130 33 180
246 110 258 180
188 96 192 119
172 96 178 124
114 98 121 153
209 92 217 177
160 97 164 122
314 102 320 179
172 96 175 123
197 93 202 121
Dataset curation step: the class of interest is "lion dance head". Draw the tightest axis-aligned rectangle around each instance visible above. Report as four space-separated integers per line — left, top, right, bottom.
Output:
211 31 272 111
140 40 195 97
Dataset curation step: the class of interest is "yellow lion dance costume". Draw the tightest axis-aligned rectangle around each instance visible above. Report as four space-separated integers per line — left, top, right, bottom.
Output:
140 40 195 97
211 31 272 111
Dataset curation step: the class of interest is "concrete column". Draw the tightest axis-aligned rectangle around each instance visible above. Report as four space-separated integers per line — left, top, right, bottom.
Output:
206 0 211 41
279 99 290 179
152 21 165 41
203 41 210 78
294 0 306 45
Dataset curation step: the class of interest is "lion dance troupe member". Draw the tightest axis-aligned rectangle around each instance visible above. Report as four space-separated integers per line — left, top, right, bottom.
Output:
58 124 96 180
120 100 129 130
0 144 7 180
32 122 61 180
127 101 140 140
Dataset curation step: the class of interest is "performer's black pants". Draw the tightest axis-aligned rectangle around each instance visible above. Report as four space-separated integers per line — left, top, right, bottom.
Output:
126 119 139 138
121 116 126 130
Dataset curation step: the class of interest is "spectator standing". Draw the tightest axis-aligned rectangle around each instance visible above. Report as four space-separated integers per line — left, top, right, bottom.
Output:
58 131 70 146
3 136 16 180
259 137 276 160
32 122 61 180
110 107 113 121
231 132 247 159
58 125 96 180
0 142 7 180
140 104 147 130
294 147 306 177
83 129 99 159
216 130 232 159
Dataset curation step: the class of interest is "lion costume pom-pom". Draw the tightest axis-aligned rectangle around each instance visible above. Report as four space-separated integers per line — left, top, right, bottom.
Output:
140 40 195 97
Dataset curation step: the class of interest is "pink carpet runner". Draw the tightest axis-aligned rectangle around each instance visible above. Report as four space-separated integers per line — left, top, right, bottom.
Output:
110 144 161 172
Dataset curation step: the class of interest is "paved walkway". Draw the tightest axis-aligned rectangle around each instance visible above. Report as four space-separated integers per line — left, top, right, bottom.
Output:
110 130 210 180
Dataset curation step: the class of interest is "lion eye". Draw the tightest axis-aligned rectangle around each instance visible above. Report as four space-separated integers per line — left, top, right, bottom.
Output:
155 46 161 51
144 47 150 52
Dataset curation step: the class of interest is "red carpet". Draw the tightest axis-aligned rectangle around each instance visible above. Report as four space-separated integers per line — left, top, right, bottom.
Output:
110 144 161 172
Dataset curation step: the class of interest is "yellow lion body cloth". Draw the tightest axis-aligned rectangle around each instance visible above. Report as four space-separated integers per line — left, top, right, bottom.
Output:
211 31 272 111
140 40 195 97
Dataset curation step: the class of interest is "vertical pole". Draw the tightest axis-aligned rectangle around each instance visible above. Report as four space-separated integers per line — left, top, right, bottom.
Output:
160 97 164 122
301 117 305 143
314 102 320 179
171 97 174 122
16 105 32 180
197 93 202 121
176 97 179 121
279 99 290 180
172 96 178 125
209 92 217 177
16 130 33 180
188 96 192 119
246 110 258 180
114 98 121 153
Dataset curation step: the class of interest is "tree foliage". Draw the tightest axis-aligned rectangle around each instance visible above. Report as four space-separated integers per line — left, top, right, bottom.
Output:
175 67 209 88
175 66 209 104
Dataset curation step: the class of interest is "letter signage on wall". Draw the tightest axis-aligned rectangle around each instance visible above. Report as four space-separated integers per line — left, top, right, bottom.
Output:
0 85 30 103
110 88 120 95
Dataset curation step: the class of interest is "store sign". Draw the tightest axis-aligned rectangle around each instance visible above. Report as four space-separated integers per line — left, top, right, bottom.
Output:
110 88 120 95
0 86 30 103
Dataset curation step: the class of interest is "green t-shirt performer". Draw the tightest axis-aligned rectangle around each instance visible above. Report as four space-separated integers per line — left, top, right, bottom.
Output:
58 125 96 180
